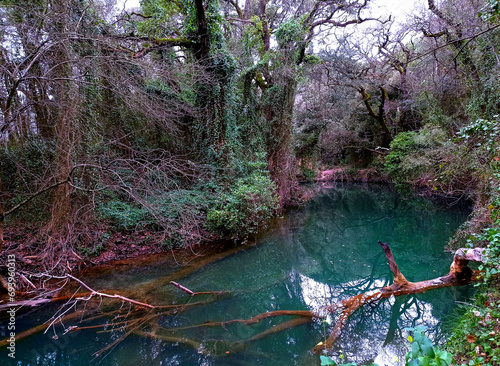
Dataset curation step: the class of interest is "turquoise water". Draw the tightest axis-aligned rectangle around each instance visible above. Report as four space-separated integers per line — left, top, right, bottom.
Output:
0 184 472 365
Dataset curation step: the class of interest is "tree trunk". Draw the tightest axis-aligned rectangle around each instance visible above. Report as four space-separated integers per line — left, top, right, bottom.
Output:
44 0 80 254
358 87 392 148
264 78 298 208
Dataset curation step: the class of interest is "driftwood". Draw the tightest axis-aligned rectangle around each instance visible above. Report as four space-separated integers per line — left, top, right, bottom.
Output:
170 281 226 296
313 241 485 352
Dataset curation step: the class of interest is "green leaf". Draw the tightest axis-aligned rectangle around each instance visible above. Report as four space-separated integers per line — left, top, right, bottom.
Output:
320 355 337 365
420 337 436 358
411 341 420 358
406 359 420 366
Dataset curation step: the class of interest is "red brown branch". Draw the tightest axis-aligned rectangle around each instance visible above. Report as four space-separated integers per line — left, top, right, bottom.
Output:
170 281 195 295
378 241 410 287
313 242 486 352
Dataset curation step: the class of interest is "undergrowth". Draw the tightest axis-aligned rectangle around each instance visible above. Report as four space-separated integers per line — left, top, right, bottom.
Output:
385 117 499 198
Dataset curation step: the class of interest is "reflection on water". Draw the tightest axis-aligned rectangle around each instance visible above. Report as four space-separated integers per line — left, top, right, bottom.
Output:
0 184 472 366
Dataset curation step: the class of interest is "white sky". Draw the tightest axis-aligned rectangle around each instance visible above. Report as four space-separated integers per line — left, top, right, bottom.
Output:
122 0 140 9
374 0 420 16
121 0 423 19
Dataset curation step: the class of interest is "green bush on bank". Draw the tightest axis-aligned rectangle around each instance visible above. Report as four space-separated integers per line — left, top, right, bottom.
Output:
207 172 279 239
0 138 56 223
385 118 499 196
99 200 146 230
97 186 218 247
384 128 448 191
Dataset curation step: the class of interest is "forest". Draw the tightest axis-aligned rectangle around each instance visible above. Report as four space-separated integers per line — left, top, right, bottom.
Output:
1 0 500 365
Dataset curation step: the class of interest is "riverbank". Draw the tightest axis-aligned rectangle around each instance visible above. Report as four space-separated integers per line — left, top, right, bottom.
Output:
315 167 390 184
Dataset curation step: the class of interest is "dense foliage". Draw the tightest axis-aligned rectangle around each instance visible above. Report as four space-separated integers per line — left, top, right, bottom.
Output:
1 0 500 364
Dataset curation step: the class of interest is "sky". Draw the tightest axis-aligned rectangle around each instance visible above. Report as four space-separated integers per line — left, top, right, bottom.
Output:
374 0 420 18
121 0 140 10
120 0 422 18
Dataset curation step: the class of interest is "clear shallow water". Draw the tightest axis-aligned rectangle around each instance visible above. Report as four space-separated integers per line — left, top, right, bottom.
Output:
0 184 473 366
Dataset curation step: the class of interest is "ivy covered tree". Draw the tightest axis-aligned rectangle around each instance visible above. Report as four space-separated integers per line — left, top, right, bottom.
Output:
223 0 385 207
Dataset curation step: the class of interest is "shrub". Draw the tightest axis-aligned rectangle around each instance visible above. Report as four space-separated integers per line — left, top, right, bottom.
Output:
98 187 218 247
457 116 500 153
0 138 56 223
207 172 279 239
384 123 495 196
384 131 418 188
98 200 146 230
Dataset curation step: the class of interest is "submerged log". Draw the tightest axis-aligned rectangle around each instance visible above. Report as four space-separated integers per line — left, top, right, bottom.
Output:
314 242 486 352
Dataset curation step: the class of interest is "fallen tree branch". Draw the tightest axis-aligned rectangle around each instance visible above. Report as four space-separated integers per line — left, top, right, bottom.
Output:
313 241 486 352
65 274 156 309
1 243 487 357
170 281 195 295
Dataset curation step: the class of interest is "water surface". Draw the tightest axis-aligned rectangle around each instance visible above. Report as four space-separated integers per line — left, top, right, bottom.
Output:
0 184 472 365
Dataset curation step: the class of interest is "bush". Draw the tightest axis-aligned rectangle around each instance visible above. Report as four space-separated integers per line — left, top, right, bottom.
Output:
0 138 56 223
98 200 146 230
384 124 491 196
98 187 218 247
457 116 500 153
207 172 279 239
384 131 418 188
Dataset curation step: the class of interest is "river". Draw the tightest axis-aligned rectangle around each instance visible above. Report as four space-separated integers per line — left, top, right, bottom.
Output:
0 183 473 365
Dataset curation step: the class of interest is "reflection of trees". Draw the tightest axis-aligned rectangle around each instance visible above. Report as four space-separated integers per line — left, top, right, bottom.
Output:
329 291 460 365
